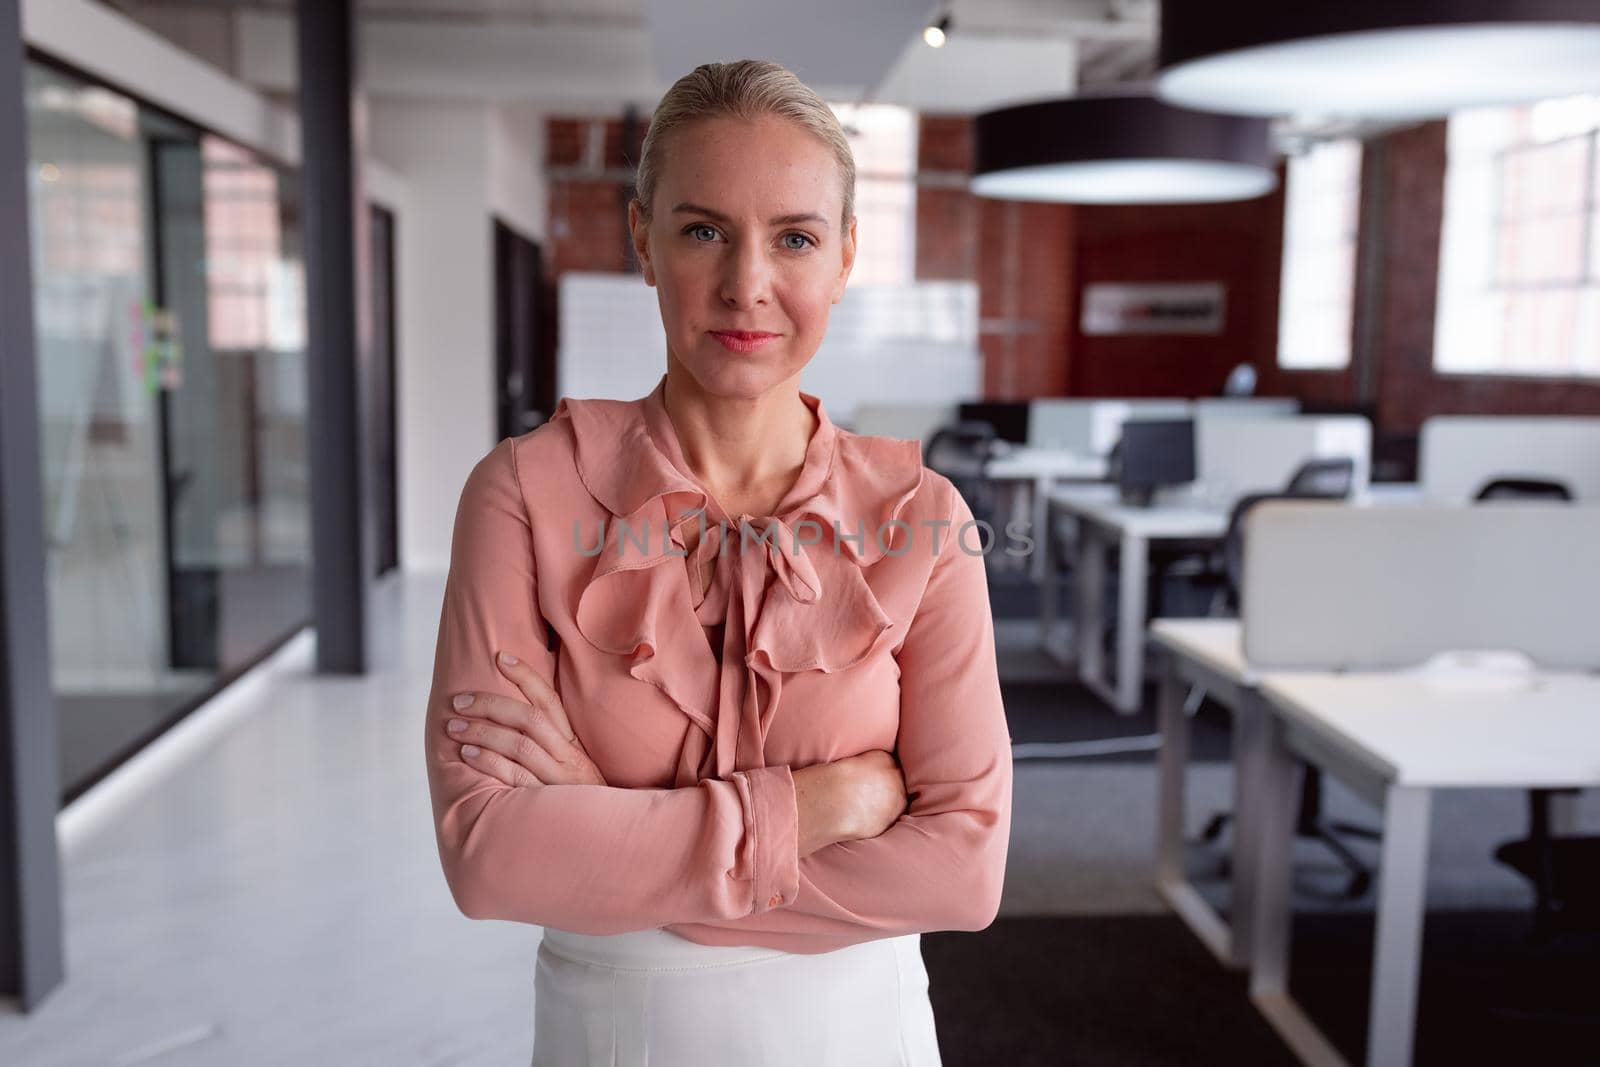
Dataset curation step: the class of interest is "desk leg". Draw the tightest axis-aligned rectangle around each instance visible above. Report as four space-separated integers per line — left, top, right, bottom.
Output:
1114 531 1148 713
1229 691 1269 969
1251 719 1351 1067
1030 474 1050 582
1075 521 1105 685
1038 492 1058 656
1156 659 1187 885
1249 712 1300 1003
1368 786 1432 1067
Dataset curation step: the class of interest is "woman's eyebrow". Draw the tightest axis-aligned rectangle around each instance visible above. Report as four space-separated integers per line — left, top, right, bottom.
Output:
671 202 831 229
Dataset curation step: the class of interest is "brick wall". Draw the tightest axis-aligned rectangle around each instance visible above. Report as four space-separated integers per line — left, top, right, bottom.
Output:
915 114 1282 400
547 117 641 277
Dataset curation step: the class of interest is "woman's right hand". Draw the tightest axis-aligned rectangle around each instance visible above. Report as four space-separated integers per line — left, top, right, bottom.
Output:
793 749 909 857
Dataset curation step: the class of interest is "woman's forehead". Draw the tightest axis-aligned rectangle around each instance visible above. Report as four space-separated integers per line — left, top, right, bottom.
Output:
657 116 842 210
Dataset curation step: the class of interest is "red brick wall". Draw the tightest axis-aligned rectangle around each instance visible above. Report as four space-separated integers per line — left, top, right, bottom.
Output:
915 114 1282 400
547 117 640 277
1068 192 1285 397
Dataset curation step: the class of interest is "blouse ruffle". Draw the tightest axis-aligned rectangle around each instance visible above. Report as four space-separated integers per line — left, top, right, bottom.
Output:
548 377 924 788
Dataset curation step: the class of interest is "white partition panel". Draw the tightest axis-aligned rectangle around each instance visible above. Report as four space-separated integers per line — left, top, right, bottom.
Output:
850 403 957 443
1196 415 1371 497
1194 397 1301 419
1087 400 1196 456
1419 416 1600 502
1241 503 1600 670
1027 399 1097 451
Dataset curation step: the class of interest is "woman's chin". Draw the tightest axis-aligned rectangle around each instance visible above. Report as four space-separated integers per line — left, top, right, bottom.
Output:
680 351 802 396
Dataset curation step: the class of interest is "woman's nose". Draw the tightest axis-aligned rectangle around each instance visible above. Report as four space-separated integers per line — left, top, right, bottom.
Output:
719 241 771 309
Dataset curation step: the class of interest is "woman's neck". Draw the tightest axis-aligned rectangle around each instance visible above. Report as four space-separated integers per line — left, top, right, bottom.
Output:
660 363 817 518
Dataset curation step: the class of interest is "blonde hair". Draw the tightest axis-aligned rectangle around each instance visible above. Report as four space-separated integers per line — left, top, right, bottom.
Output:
634 59 856 225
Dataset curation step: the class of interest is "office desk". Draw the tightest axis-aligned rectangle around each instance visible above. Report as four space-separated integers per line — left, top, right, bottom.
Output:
984 447 1108 581
1149 619 1267 970
1044 489 1229 712
1249 670 1600 1067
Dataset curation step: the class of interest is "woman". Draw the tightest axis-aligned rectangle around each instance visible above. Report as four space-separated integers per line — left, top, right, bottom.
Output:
424 59 1012 1066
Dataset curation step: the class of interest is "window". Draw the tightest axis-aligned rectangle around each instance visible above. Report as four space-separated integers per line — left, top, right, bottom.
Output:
1277 139 1362 370
1434 95 1600 377
830 103 916 286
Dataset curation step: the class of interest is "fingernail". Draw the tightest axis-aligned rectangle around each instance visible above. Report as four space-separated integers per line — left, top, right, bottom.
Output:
447 719 467 734
499 651 518 666
452 693 474 710
461 745 481 758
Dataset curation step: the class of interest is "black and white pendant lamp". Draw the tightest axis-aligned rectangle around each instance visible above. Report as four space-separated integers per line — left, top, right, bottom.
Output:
969 94 1276 205
1156 0 1600 119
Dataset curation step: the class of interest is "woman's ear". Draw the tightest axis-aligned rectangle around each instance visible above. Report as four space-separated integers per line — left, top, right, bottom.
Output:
832 214 857 304
628 199 656 287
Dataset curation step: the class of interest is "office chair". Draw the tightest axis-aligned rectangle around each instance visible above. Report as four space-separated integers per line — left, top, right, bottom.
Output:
1472 477 1598 938
924 419 1003 531
1173 458 1357 619
1193 459 1379 900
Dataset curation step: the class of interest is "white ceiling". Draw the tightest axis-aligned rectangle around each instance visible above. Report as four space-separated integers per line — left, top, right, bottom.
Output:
114 0 1161 112
646 0 930 92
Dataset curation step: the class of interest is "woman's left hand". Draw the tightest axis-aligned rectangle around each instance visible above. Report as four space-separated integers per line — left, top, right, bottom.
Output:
445 650 607 787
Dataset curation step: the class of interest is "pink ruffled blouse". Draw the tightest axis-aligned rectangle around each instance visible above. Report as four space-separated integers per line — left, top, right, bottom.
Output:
424 373 1013 954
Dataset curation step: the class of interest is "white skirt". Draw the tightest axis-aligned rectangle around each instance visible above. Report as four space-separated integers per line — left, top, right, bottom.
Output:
531 925 943 1066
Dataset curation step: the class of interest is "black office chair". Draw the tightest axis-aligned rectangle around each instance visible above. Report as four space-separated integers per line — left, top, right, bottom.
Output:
1193 459 1380 900
1178 457 1356 616
1472 477 1599 937
924 419 1003 531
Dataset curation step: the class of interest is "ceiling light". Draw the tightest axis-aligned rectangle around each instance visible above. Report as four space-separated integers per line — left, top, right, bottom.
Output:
923 14 950 48
1156 1 1600 119
970 95 1277 205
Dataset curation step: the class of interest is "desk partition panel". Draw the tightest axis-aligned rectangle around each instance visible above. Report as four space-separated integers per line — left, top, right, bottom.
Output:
1196 415 1372 497
1240 503 1600 670
1419 416 1600 502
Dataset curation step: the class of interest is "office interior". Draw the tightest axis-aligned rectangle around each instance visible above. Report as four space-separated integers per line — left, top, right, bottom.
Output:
0 2 1597 1065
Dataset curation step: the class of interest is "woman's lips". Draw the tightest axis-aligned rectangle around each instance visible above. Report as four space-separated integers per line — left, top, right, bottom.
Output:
709 330 779 353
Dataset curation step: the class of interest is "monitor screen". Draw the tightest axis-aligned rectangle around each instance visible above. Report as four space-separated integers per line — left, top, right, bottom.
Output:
958 401 1030 444
1118 418 1196 492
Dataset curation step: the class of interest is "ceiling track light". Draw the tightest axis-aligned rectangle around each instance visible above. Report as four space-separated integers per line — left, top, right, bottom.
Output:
923 13 951 48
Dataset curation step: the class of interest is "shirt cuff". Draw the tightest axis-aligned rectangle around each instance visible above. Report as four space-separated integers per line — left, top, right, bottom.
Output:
734 763 801 914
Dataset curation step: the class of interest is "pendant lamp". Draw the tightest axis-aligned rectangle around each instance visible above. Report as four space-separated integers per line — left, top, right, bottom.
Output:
1157 0 1600 120
969 94 1276 205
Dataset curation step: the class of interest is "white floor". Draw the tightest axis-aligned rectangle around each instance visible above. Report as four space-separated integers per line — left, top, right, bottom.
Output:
1 573 542 1066
0 572 1585 1065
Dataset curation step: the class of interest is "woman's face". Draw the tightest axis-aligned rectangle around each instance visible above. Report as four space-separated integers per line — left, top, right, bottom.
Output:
629 114 857 400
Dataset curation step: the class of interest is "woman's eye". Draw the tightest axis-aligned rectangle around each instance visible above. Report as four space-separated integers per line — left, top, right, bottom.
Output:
782 232 814 251
689 224 719 242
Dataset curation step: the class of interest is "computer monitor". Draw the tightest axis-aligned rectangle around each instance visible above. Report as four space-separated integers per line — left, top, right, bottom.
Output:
1114 418 1196 506
958 401 1029 445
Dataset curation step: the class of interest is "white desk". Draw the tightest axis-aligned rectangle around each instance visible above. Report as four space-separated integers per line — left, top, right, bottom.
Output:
1249 670 1600 1067
984 447 1108 581
1149 619 1267 971
1043 488 1229 712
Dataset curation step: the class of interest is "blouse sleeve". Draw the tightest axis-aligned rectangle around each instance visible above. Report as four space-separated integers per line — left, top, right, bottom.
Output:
424 437 800 932
675 482 1014 946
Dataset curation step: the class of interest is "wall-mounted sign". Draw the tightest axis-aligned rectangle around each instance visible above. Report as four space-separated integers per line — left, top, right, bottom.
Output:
1081 282 1226 336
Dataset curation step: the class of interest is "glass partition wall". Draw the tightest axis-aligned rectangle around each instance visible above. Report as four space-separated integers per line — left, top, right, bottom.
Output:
25 59 311 802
